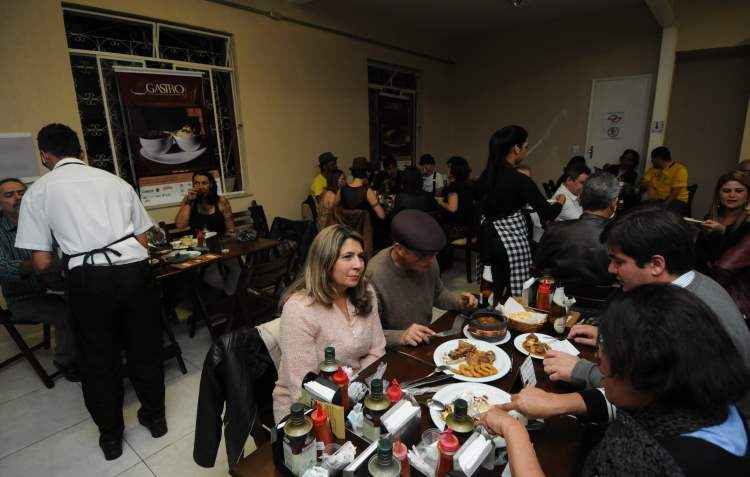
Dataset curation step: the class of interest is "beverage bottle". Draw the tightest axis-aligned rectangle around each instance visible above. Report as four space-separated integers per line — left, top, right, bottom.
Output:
535 270 555 311
480 278 492 308
367 437 402 476
319 345 340 380
362 378 391 442
282 403 316 476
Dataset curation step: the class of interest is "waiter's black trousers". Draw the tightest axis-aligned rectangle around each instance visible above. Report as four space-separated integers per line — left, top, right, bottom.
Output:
68 260 165 440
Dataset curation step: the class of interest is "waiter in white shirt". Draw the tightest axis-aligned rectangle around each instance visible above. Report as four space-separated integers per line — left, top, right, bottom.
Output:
15 124 166 461
552 162 590 222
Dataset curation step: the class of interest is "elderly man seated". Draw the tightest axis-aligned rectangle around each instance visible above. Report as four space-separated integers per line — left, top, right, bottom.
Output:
534 172 620 291
365 209 477 346
0 178 77 380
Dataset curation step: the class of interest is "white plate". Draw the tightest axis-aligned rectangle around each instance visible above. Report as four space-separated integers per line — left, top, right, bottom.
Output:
164 250 201 263
140 147 206 165
204 231 217 239
429 382 526 431
463 324 511 345
514 333 555 359
432 339 512 383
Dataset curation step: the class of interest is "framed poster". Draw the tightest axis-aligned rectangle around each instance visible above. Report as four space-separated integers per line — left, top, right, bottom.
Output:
114 67 222 206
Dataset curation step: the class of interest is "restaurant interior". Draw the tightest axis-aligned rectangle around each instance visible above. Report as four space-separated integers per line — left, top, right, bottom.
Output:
1 0 750 476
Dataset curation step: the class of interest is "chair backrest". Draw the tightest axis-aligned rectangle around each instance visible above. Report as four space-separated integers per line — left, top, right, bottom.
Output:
248 246 296 297
249 201 269 238
542 180 556 199
232 210 254 233
301 195 318 222
687 184 698 217
268 217 316 274
256 318 281 369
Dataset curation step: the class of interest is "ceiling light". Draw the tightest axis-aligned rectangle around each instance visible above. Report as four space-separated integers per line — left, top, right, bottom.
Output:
509 0 527 6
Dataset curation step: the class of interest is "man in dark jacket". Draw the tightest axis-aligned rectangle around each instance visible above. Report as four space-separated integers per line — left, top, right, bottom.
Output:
534 172 620 291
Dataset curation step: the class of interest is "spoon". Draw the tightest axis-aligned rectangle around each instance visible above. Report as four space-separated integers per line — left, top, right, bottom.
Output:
401 365 450 387
427 398 447 411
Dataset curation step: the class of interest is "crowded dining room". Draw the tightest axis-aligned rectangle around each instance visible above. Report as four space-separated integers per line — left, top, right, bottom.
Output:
1 0 750 476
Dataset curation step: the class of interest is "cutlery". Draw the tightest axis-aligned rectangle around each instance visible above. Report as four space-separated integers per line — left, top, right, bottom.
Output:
398 350 437 368
401 365 449 387
402 373 454 390
434 315 467 337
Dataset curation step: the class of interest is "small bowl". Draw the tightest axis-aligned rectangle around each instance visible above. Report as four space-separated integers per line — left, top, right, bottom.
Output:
467 309 508 342
139 135 173 155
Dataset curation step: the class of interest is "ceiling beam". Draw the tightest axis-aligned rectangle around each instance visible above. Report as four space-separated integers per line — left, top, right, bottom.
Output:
644 0 676 27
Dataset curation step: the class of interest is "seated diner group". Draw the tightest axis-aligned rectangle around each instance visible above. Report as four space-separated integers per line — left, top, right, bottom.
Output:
3 122 749 474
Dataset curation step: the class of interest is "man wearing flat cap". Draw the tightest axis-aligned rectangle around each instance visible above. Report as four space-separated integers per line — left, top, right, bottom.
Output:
365 210 477 346
310 152 338 197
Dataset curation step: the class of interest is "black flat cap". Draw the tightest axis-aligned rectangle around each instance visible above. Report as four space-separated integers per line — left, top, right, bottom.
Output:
318 152 337 167
391 210 446 254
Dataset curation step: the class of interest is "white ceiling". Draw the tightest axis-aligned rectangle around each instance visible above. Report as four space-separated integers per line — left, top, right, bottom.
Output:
312 0 645 39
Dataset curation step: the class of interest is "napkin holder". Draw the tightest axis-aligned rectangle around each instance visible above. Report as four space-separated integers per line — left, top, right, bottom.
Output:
300 372 344 407
454 432 495 476
342 440 378 477
380 397 421 447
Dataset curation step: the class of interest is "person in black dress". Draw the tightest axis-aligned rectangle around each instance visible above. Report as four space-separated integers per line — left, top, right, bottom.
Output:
476 126 565 298
437 157 477 236
338 157 386 220
175 171 241 295
392 166 438 216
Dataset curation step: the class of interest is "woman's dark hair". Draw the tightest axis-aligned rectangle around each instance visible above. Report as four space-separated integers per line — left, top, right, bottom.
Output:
621 149 640 167
402 165 423 194
37 123 82 159
480 126 528 197
324 169 344 193
599 284 750 411
600 204 695 275
192 171 219 206
449 160 471 183
708 170 749 229
651 146 671 161
382 155 397 168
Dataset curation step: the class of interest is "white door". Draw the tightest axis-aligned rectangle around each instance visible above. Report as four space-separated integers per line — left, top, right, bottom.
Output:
585 75 652 172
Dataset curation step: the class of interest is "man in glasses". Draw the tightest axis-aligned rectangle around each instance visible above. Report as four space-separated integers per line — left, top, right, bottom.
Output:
0 178 78 380
365 209 477 347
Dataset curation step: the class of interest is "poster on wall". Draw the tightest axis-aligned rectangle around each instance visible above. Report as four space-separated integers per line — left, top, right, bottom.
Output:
603 111 625 140
114 67 222 206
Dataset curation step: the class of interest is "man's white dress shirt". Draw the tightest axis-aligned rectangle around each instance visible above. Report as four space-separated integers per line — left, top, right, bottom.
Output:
15 158 153 269
553 183 583 221
422 171 447 195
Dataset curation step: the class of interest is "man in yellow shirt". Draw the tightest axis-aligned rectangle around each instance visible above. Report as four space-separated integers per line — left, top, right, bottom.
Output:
641 146 689 215
310 152 338 197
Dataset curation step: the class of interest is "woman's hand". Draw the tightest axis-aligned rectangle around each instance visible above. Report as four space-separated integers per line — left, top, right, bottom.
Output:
554 194 566 205
479 406 525 436
701 220 725 234
184 187 197 204
500 387 587 419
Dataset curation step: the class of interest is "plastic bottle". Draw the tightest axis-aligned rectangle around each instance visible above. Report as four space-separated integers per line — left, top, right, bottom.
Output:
331 367 350 410
535 270 556 311
367 436 401 476
392 438 410 477
386 379 403 404
435 429 460 477
282 403 316 476
310 402 333 462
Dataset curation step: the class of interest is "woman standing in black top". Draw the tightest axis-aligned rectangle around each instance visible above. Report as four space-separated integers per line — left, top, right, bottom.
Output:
477 126 564 298
338 157 386 220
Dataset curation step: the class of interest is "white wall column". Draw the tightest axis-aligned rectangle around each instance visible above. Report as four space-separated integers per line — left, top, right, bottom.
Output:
647 26 678 154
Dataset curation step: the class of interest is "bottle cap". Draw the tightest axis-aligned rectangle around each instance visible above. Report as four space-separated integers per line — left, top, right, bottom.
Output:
289 402 305 425
311 402 327 425
386 379 403 403
332 367 349 385
453 398 468 419
438 429 460 453
377 437 393 465
370 378 383 397
324 346 336 363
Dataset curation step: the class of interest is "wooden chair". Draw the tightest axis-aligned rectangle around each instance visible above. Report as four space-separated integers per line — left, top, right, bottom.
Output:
231 246 295 330
0 308 60 388
687 184 698 217
248 201 269 238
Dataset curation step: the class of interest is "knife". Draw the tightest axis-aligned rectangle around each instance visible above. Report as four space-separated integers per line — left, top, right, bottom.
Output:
398 350 436 368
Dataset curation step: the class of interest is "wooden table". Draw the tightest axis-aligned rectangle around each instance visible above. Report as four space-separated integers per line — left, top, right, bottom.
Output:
232 311 597 477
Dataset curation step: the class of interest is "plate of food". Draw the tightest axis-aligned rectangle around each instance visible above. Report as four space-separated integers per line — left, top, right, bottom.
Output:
429 382 526 431
514 333 555 359
164 250 201 263
463 324 511 345
433 339 512 383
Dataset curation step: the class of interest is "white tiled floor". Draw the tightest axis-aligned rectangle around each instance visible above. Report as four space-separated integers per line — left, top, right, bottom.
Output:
0 263 475 476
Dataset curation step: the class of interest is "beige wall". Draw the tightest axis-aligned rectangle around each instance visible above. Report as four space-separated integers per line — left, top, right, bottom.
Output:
676 0 750 52
665 53 750 215
450 6 661 182
0 0 455 224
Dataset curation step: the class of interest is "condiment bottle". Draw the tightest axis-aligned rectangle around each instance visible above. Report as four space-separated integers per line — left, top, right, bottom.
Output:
535 270 556 311
392 438 410 477
386 379 403 404
363 378 391 442
480 278 492 308
367 436 401 477
310 402 333 462
282 403 316 476
196 228 205 247
331 367 350 410
444 398 475 445
319 345 340 379
435 429 460 477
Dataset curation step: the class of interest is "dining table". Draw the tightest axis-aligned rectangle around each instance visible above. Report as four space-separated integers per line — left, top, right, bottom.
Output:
231 310 598 477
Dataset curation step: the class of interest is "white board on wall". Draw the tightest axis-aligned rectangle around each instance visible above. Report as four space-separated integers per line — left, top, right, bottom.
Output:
0 133 39 182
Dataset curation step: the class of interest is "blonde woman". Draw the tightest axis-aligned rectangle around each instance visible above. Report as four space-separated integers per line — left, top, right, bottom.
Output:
272 225 386 422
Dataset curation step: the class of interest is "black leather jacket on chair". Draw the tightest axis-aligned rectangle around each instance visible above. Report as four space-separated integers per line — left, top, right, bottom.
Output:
193 326 278 468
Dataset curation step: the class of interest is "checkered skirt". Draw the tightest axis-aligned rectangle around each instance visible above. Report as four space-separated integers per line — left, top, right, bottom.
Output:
491 210 532 296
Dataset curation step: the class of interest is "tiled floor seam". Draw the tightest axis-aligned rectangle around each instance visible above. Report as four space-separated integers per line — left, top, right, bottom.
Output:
125 427 196 460
0 416 90 461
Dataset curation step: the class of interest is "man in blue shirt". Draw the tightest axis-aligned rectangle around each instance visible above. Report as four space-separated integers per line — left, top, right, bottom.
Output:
0 177 77 380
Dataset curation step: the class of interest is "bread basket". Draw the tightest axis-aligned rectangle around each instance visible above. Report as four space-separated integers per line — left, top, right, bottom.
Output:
505 297 548 333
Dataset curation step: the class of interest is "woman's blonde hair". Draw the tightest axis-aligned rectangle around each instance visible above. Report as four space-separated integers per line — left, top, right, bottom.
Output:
281 224 372 315
708 170 749 230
